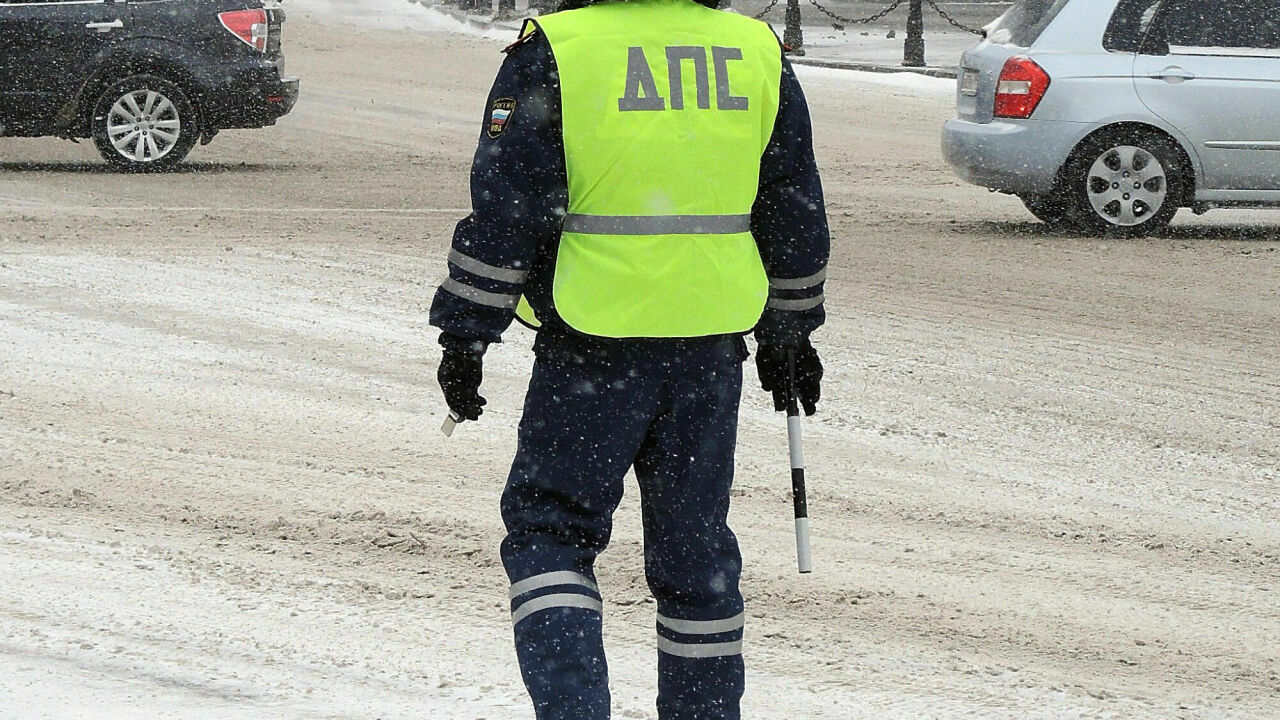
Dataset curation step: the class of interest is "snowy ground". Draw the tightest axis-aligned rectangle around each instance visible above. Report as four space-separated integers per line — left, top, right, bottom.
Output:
2 3 1279 719
306 0 516 40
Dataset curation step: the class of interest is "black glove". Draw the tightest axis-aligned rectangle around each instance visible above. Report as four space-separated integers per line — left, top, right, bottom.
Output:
756 340 823 416
437 342 487 422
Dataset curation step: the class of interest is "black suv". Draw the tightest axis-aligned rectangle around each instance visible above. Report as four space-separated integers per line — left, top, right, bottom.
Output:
0 0 299 170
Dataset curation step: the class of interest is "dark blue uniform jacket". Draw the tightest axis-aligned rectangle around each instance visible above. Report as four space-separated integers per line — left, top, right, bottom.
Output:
430 29 830 353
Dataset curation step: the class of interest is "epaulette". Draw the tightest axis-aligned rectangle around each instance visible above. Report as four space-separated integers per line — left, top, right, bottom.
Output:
503 21 540 54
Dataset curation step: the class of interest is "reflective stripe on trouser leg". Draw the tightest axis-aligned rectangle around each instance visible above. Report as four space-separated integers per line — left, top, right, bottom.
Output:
510 571 604 625
510 570 600 601
657 612 745 658
512 592 603 625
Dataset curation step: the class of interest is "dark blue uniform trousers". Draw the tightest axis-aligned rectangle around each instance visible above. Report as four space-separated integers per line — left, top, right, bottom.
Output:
501 333 747 720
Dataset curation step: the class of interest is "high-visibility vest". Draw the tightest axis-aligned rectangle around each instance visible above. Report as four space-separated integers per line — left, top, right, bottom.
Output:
524 0 782 338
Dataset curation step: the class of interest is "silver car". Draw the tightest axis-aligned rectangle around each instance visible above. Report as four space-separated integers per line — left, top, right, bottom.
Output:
942 0 1280 236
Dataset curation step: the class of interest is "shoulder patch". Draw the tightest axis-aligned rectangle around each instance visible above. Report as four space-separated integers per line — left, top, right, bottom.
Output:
503 21 540 54
503 29 538 54
487 98 517 138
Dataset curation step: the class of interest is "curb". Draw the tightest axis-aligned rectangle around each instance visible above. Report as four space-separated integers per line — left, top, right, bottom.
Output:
789 57 958 79
409 0 524 34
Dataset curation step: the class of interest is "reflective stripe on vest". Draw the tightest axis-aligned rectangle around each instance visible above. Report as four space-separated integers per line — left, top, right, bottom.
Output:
562 214 752 235
533 0 782 338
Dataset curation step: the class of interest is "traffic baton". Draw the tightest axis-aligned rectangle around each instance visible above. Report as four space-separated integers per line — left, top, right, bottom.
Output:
786 349 813 574
441 410 462 437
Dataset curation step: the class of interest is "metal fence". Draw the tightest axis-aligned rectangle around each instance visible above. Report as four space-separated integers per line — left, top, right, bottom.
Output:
426 0 1015 66
747 0 1012 64
753 2 1008 37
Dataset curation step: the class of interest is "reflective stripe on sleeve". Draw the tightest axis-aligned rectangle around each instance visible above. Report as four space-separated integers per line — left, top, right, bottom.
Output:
768 268 827 291
766 295 824 312
511 593 604 625
562 214 752 236
657 612 745 635
441 277 521 309
448 249 529 284
657 637 743 658
509 571 600 600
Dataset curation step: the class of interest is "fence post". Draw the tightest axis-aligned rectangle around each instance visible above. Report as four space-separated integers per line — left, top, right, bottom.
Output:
784 0 804 56
904 0 925 67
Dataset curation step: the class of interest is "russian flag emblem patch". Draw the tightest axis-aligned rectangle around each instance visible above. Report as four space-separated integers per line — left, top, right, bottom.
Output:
488 98 517 138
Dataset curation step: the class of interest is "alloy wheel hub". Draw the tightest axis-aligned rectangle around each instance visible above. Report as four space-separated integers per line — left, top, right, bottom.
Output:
1087 145 1168 227
106 90 181 163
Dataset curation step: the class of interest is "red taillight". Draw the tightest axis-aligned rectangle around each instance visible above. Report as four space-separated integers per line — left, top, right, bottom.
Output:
219 9 269 52
993 56 1050 119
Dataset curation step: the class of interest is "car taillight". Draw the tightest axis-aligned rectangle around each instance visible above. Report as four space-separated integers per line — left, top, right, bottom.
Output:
219 9 269 52
993 56 1050 119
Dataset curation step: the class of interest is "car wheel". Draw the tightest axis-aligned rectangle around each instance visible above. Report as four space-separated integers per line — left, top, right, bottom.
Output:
1061 130 1187 237
92 75 198 171
1020 192 1071 228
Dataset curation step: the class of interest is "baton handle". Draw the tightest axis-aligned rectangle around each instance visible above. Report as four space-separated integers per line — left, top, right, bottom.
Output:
786 350 813 574
441 411 461 437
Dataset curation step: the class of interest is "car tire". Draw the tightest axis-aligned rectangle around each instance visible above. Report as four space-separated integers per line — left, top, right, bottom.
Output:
1060 130 1187 237
1020 192 1072 228
92 75 199 172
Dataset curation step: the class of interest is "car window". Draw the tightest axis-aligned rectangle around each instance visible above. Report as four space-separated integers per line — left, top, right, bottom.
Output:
1103 0 1164 52
985 0 1072 47
1161 0 1280 54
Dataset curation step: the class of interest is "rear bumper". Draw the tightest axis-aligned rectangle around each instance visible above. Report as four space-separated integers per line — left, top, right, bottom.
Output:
197 60 299 130
276 76 300 116
942 117 1088 196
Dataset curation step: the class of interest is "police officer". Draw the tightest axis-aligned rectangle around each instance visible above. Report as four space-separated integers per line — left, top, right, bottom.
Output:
430 0 828 716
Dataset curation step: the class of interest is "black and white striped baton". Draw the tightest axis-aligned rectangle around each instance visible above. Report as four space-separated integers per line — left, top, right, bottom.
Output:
786 349 813 574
